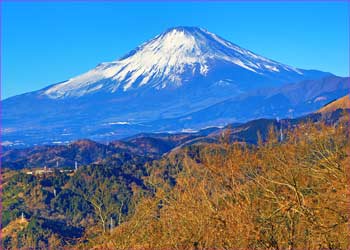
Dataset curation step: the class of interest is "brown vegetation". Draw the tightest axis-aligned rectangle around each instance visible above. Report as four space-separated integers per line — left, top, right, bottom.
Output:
317 95 350 114
89 121 350 249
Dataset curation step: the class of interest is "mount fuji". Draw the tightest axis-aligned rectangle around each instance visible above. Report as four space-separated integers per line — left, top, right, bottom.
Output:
2 26 348 147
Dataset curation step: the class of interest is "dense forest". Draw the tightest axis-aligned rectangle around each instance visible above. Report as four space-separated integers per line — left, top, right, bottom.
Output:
2 112 349 249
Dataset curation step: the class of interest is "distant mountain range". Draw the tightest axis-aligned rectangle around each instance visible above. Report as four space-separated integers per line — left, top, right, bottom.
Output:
2 95 348 170
2 26 348 147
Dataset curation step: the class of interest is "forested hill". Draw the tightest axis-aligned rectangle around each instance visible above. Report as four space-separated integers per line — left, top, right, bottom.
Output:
2 106 349 249
2 115 349 249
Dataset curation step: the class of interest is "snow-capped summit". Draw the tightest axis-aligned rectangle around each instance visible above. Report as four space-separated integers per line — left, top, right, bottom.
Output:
4 26 337 147
43 26 304 99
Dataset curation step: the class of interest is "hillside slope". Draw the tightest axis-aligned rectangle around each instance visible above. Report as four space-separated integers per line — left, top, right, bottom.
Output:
317 94 350 114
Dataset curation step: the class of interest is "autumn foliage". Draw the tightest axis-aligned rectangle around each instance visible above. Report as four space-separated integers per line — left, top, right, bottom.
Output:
94 121 350 249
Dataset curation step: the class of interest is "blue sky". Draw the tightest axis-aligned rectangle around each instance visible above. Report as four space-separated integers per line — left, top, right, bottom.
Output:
1 1 349 99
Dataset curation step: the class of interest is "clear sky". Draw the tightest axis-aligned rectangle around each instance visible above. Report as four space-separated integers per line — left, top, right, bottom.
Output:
1 1 349 99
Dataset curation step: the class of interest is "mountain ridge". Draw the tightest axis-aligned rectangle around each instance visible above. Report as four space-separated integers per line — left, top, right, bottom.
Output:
3 106 349 169
3 26 343 147
317 94 350 113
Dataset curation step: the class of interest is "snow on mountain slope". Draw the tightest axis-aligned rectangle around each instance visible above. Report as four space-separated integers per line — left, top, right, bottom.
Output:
43 27 303 99
3 26 336 147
